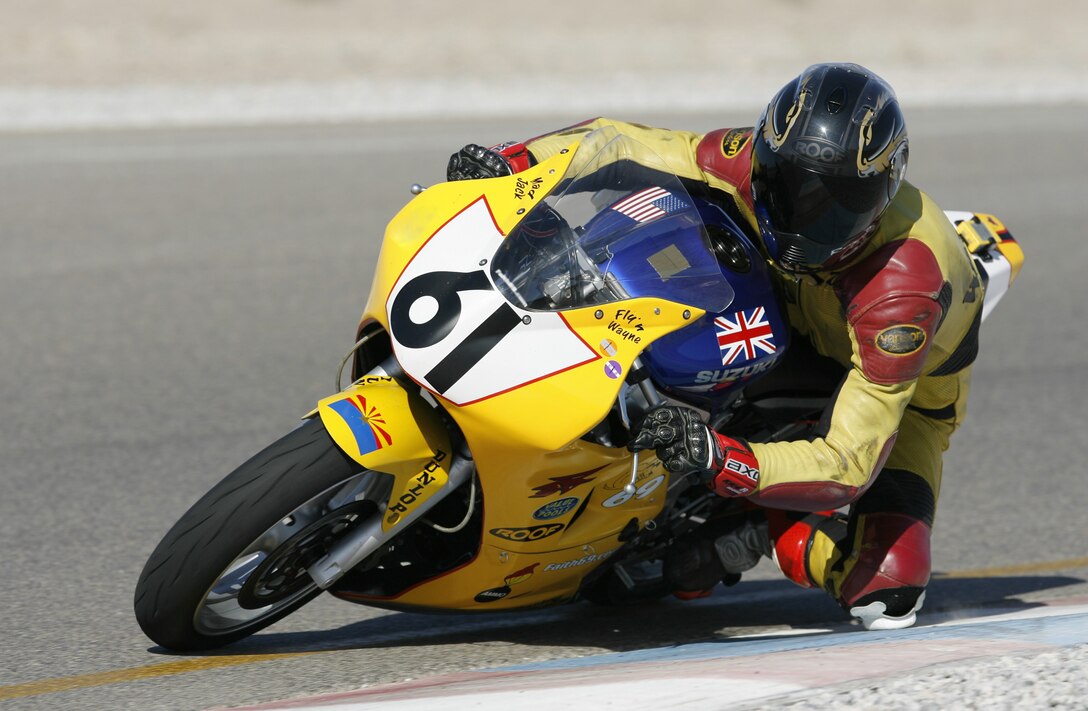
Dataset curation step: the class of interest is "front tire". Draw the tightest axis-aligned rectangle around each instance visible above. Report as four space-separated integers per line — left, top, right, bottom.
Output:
134 418 374 651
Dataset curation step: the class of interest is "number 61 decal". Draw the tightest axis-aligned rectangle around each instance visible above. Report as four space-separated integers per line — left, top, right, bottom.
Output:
386 198 596 405
390 269 523 393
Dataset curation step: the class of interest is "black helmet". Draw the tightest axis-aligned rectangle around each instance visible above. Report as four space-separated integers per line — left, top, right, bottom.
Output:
750 63 908 272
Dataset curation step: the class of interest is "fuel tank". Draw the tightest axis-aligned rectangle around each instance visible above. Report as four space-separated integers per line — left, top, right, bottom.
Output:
639 201 788 408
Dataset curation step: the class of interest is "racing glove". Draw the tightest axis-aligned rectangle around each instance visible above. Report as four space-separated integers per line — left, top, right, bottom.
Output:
446 141 534 181
629 405 760 497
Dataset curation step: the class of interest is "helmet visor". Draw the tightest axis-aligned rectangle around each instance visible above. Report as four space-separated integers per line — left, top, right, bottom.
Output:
752 138 890 254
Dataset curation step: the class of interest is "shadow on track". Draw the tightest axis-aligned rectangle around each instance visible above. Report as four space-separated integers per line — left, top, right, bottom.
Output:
146 574 1086 657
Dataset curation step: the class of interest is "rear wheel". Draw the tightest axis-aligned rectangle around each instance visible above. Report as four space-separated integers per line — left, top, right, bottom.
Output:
134 418 381 651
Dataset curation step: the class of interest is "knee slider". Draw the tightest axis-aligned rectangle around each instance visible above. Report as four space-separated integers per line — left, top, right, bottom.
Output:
839 512 932 610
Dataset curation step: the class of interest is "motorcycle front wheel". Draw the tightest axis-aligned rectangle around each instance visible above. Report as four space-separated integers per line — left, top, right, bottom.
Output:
134 417 380 651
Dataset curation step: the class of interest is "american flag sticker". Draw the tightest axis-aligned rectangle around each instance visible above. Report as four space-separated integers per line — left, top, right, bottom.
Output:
611 187 688 223
714 307 777 365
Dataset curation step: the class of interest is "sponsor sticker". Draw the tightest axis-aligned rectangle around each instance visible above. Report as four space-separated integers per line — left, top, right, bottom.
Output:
490 523 565 542
474 586 510 603
514 176 544 201
385 450 447 523
792 138 846 164
604 360 623 379
543 550 615 572
719 450 760 496
724 455 759 483
607 308 645 345
532 496 580 520
474 563 539 602
692 354 782 388
599 338 618 357
876 325 927 355
602 474 666 508
603 461 660 491
721 128 752 159
530 468 601 498
504 563 538 586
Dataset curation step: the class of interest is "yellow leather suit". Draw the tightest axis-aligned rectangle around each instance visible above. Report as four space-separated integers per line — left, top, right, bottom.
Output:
527 118 985 612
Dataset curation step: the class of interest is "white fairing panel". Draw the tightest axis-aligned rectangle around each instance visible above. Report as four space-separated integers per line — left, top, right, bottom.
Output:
943 210 1013 323
977 252 1011 322
386 198 598 406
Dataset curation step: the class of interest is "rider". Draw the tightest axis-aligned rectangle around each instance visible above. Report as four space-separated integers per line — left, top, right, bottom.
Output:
446 63 985 630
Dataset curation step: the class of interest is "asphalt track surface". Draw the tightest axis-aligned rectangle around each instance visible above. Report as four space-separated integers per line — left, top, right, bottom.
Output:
1 105 1086 710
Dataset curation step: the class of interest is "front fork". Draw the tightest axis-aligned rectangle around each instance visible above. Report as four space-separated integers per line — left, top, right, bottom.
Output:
307 356 664 591
307 450 476 589
306 357 475 590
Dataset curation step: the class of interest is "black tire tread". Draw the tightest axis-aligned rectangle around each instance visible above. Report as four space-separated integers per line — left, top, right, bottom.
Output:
134 418 361 651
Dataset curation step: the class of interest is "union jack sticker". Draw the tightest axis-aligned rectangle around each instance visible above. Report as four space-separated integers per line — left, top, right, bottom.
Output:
714 307 777 365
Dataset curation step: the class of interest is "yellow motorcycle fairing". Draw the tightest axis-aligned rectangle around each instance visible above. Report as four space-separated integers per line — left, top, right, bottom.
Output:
317 375 453 532
359 145 578 334
362 443 675 610
328 138 721 609
326 295 696 611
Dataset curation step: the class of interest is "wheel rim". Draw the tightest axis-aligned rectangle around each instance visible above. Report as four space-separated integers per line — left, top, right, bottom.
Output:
237 500 375 610
192 471 381 636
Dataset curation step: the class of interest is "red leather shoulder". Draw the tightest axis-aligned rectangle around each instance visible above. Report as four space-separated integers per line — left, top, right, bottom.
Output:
836 239 946 384
696 128 755 211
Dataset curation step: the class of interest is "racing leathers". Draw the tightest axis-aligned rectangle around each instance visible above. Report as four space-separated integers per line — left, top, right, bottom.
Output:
503 117 985 628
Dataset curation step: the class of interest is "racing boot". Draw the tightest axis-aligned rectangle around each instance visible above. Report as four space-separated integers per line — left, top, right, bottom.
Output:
768 507 930 630
840 512 932 630
849 590 926 631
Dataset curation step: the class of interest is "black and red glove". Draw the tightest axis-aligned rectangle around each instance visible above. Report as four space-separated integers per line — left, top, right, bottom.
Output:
446 141 534 181
628 405 760 497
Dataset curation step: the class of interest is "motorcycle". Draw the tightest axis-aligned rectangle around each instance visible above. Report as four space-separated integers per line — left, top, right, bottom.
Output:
134 128 1024 651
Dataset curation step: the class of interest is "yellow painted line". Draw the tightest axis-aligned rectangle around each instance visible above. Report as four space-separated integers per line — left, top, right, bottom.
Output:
0 651 316 702
936 556 1088 579
4 556 1087 702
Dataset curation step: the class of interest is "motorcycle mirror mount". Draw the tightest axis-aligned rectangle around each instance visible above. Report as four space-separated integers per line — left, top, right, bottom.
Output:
410 183 428 195
624 452 640 496
621 357 665 495
613 382 640 496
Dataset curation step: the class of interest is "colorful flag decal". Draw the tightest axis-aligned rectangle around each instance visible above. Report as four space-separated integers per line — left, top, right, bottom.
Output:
611 187 688 223
327 395 393 455
714 307 777 365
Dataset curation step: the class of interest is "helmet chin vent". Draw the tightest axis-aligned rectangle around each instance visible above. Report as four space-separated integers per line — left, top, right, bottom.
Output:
779 243 809 268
